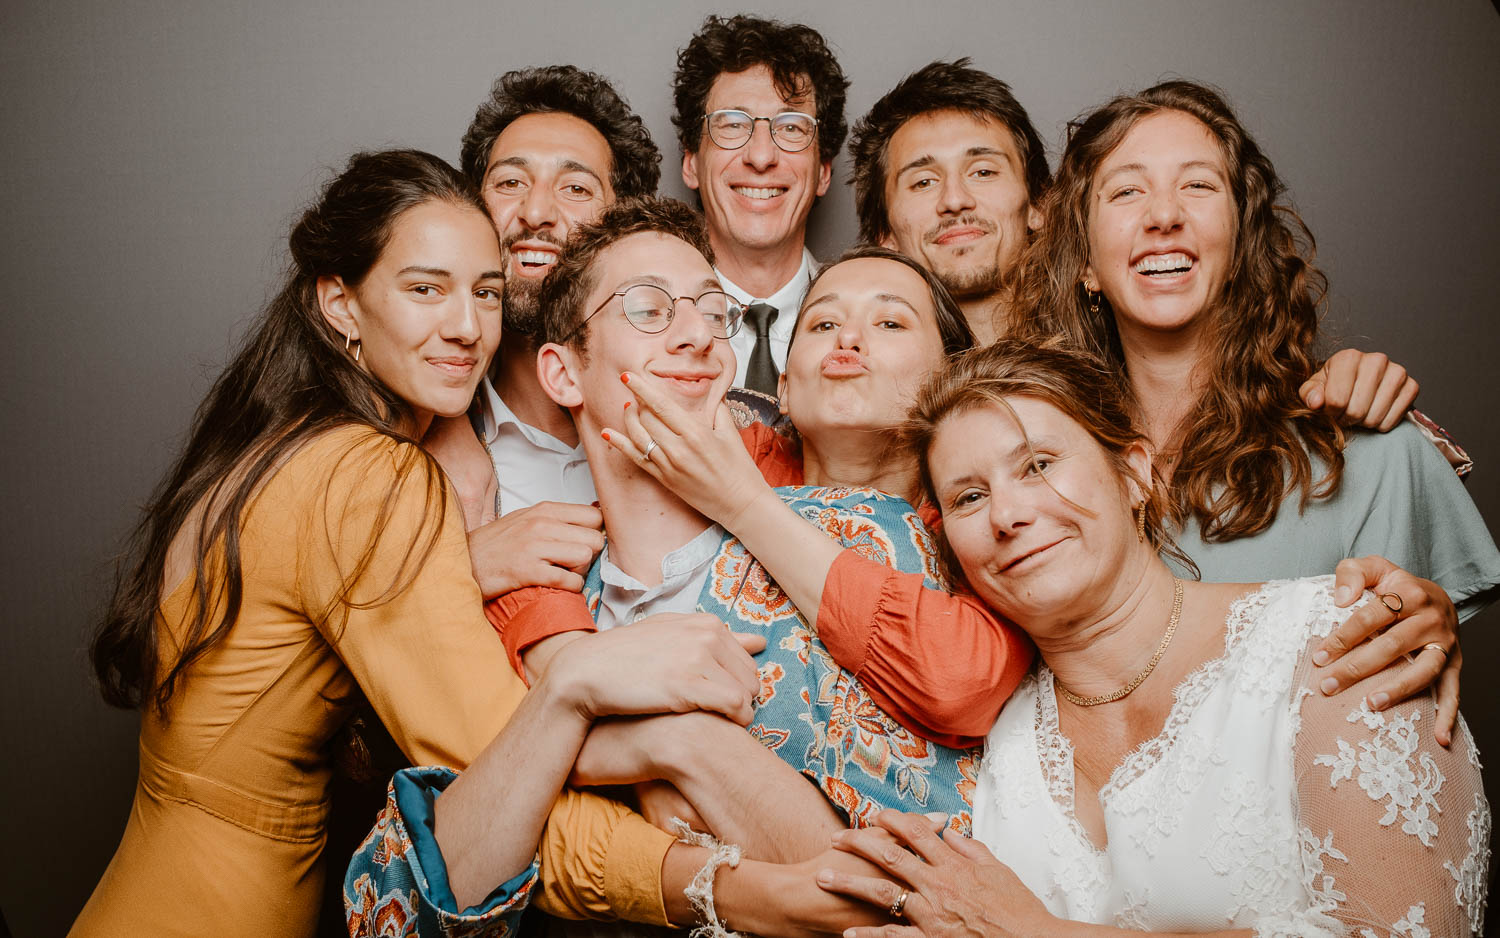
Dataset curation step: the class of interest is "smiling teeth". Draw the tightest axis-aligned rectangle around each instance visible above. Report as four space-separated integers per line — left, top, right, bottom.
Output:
734 186 786 200
516 251 557 266
1134 253 1193 274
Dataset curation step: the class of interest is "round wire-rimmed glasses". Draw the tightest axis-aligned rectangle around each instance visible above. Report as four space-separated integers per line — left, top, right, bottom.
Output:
566 283 745 342
704 109 819 153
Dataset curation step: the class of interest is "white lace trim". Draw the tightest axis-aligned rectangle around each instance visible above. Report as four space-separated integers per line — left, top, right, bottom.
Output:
1358 903 1431 938
1443 791 1491 936
1313 702 1445 846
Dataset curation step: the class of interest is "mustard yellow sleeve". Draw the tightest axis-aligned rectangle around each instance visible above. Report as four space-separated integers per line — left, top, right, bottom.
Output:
291 427 523 768
535 789 675 925
289 428 673 922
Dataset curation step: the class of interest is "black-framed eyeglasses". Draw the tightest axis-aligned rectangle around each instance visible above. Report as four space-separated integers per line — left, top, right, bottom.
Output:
704 109 819 153
566 283 745 342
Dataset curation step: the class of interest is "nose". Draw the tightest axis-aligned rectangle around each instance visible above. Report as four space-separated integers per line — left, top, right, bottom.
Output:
835 318 865 353
517 183 559 231
740 119 780 172
987 485 1036 538
1144 187 1185 232
666 297 715 352
444 294 483 346
937 174 976 215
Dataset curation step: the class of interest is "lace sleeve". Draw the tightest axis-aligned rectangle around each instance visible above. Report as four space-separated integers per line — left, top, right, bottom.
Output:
1290 607 1489 936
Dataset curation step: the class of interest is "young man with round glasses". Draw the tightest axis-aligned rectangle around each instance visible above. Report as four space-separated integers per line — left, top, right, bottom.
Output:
672 14 848 396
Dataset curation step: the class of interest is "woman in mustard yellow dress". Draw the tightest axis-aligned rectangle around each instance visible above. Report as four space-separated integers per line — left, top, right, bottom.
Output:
69 150 676 937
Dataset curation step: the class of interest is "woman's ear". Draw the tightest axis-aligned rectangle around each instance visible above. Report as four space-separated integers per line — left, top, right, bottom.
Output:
316 275 360 343
536 342 585 409
1124 439 1154 503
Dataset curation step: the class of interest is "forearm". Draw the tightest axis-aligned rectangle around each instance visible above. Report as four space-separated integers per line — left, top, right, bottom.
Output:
435 678 590 908
654 712 843 862
723 488 843 629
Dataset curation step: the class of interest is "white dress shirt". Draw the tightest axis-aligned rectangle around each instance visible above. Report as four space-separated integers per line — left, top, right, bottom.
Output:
477 376 596 515
592 523 724 631
717 248 818 389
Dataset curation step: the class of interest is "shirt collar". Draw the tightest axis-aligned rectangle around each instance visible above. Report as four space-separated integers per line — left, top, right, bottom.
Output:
715 248 817 338
597 523 725 593
478 376 582 457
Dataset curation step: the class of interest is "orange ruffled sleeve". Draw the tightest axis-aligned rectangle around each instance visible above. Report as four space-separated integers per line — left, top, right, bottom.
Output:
816 550 1034 749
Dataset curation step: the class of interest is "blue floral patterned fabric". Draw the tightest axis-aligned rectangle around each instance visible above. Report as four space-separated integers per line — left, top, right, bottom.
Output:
585 485 980 834
344 767 538 937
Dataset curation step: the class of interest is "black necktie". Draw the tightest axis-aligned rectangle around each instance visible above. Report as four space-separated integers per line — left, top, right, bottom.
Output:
743 302 780 396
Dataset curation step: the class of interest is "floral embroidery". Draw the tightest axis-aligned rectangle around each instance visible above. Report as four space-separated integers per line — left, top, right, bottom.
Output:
903 511 947 588
692 486 979 828
1314 703 1445 846
1358 903 1431 938
1114 890 1150 929
1444 791 1491 935
1297 828 1349 913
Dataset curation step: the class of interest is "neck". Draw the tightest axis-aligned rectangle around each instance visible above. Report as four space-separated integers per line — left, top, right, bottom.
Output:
1118 323 1207 453
1031 551 1181 699
491 336 579 446
802 429 919 503
958 290 1010 346
711 230 805 299
580 425 714 588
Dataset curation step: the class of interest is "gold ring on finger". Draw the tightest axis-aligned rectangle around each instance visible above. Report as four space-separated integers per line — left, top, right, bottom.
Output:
1378 591 1403 615
1424 642 1449 658
888 890 908 919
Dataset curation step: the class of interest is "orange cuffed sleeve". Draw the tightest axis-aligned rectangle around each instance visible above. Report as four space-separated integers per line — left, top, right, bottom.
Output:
484 586 598 683
817 550 1034 748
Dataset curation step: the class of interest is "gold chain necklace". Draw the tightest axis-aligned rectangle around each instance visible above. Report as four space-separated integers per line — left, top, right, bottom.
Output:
1057 578 1183 707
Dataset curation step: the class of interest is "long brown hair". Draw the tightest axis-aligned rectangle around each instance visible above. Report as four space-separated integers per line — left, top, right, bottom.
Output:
1011 80 1343 541
92 149 484 713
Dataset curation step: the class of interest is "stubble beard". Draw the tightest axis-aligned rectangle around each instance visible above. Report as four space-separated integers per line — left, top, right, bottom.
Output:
502 277 545 340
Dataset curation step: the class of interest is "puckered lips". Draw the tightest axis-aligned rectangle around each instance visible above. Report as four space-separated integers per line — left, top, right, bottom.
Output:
820 349 870 378
1130 246 1197 285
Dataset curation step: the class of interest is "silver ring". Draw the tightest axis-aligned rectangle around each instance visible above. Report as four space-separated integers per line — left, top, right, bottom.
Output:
888 890 908 919
642 438 659 461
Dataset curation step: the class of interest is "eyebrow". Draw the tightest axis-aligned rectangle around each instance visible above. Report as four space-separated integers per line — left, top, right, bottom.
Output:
1099 159 1224 183
396 266 452 278
479 270 504 281
486 155 606 187
802 291 920 315
1005 434 1064 461
894 146 1011 179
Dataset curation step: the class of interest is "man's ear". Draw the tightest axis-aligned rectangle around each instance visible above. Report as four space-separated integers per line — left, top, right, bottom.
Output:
536 342 585 408
814 158 832 198
1026 201 1044 233
681 149 701 192
316 275 360 343
776 371 790 416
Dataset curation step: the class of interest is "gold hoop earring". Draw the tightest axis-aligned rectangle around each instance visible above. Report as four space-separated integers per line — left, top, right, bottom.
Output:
1087 289 1101 314
1136 501 1148 543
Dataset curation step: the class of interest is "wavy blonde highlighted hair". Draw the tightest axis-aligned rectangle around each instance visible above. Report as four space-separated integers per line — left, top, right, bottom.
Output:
1011 80 1343 541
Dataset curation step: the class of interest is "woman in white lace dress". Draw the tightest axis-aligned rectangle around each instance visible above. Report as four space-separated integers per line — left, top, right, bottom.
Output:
818 340 1489 936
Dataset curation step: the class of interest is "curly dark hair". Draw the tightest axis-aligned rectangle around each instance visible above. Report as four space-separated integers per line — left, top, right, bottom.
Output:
1010 80 1343 542
850 59 1051 245
539 197 715 356
459 64 660 200
671 14 848 167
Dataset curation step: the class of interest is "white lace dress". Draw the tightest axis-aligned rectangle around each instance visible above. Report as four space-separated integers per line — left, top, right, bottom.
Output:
972 577 1489 936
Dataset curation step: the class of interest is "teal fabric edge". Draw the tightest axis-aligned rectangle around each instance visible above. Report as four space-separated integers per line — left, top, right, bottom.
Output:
392 766 537 918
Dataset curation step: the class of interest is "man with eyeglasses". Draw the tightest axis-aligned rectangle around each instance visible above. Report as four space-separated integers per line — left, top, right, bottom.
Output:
672 14 848 397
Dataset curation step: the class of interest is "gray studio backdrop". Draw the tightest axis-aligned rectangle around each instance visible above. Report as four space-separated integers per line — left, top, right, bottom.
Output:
3 1 1497 933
